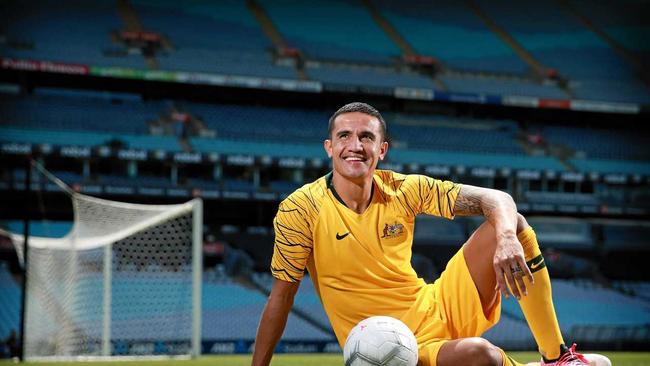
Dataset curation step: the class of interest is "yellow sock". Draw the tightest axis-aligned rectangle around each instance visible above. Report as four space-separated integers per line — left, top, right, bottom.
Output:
516 227 565 360
497 347 526 366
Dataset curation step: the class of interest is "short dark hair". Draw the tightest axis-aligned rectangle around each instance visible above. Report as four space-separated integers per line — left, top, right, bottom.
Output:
328 102 387 141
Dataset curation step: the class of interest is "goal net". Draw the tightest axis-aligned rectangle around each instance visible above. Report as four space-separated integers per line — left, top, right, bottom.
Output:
3 167 202 361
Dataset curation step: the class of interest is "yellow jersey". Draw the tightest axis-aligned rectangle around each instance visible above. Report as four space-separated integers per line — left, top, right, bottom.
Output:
270 170 461 345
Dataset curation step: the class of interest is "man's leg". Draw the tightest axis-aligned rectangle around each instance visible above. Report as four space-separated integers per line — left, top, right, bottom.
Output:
435 337 523 366
462 215 565 360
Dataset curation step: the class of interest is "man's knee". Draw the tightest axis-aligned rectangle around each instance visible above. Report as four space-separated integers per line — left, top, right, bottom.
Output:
458 338 502 366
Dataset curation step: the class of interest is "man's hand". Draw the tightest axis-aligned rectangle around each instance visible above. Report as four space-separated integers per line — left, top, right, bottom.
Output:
493 232 534 299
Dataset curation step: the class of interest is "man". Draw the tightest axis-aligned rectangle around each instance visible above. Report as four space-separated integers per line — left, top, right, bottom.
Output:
251 102 609 366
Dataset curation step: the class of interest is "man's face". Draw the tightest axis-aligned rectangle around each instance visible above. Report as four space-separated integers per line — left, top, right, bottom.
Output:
324 112 388 182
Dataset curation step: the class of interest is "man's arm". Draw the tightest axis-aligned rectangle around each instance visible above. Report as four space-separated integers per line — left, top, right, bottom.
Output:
251 278 300 366
453 184 534 298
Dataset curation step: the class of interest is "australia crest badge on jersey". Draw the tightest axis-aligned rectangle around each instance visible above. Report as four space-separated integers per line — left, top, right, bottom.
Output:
380 221 406 239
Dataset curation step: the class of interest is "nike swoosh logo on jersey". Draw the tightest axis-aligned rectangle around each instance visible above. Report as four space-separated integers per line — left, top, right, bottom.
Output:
336 232 350 240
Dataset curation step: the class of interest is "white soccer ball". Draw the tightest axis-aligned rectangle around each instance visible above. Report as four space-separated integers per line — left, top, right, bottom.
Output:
343 315 418 366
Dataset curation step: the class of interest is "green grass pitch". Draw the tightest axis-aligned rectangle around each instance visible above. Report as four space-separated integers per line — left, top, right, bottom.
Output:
2 352 650 366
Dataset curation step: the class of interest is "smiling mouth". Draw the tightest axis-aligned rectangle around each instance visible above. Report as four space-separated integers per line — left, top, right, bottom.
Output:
343 157 366 162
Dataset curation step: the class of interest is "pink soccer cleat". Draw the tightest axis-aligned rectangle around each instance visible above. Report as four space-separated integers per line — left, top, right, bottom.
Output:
526 344 612 366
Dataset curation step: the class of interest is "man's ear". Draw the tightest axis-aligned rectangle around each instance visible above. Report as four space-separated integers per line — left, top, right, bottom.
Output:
378 141 388 160
324 139 333 158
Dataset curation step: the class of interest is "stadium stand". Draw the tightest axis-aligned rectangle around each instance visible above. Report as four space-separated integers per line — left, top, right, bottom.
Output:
372 0 529 74
305 64 437 90
475 0 650 103
2 0 146 69
568 0 649 66
570 158 650 175
0 89 153 134
0 262 20 341
501 279 650 336
413 216 466 247
540 125 649 161
257 0 400 64
131 0 297 79
525 217 593 250
439 74 567 99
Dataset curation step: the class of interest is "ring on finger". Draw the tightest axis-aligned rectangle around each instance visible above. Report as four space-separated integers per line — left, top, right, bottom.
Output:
510 265 524 277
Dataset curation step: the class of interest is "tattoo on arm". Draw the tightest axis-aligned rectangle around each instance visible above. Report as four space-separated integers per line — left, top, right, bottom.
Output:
453 185 500 219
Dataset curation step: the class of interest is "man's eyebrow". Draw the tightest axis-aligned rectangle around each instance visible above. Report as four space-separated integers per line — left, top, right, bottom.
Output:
335 129 351 137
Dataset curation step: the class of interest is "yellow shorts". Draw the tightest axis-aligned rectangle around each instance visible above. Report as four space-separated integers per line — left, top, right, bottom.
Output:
414 247 501 366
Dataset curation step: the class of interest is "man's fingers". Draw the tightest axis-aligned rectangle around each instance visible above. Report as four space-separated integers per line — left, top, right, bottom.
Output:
504 266 521 299
495 265 509 298
515 270 527 297
520 256 534 285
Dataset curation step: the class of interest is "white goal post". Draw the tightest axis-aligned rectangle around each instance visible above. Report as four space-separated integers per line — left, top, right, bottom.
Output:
3 177 203 361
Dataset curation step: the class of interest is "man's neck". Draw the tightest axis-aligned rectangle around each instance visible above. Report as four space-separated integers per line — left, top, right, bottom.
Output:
331 173 374 214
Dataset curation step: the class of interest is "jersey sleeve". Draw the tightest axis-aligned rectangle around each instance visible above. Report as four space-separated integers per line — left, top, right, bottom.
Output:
270 193 315 283
412 175 461 219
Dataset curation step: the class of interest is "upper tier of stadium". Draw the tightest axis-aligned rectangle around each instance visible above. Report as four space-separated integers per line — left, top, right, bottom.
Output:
1 0 648 104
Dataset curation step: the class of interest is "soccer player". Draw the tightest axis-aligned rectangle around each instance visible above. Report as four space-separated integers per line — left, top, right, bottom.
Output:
251 102 609 366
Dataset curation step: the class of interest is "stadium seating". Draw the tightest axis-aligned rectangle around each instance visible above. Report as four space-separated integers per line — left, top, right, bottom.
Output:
389 120 524 154
306 65 437 90
413 216 466 247
132 0 297 79
570 158 650 175
204 271 332 341
524 191 600 207
525 217 593 250
373 0 529 74
612 281 650 303
0 89 155 135
0 126 183 152
439 74 567 99
501 279 650 337
3 221 72 238
2 0 146 69
602 224 650 252
569 0 649 66
541 125 649 161
258 0 400 64
483 315 536 350
475 0 650 104
183 102 327 144
0 263 20 341
389 149 565 171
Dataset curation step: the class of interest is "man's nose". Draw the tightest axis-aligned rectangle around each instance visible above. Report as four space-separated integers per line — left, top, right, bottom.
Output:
348 137 363 151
